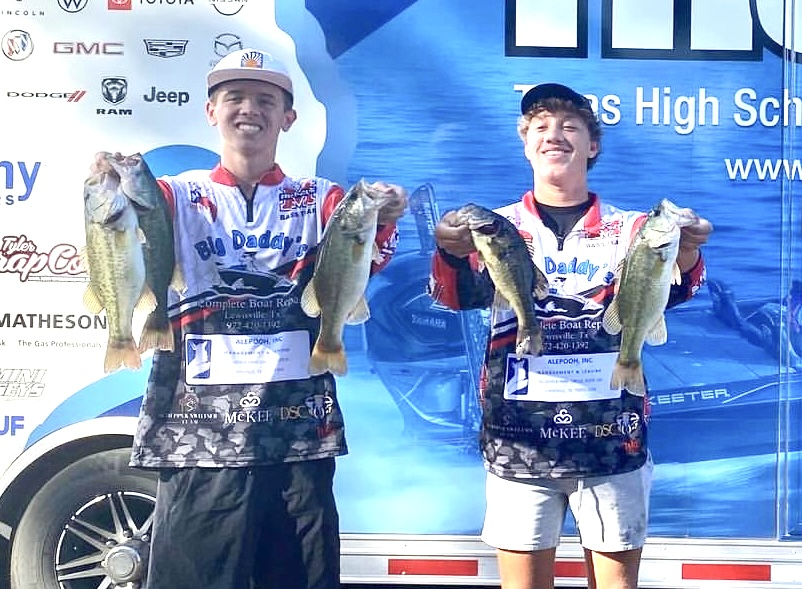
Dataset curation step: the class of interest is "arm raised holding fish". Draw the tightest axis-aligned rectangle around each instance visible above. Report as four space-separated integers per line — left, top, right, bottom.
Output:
428 82 711 589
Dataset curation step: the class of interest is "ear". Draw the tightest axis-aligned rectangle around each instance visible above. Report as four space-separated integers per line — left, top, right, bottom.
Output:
205 99 218 127
281 109 297 132
588 139 600 159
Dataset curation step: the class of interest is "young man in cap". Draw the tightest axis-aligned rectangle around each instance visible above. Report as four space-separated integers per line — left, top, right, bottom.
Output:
92 49 407 589
429 82 712 589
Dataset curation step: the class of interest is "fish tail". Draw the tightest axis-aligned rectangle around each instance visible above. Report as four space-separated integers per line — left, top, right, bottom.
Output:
610 360 646 396
104 339 142 373
516 326 543 358
308 341 348 376
138 313 175 353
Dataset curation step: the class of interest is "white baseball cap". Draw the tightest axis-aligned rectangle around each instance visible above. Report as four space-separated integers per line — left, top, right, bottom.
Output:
207 48 293 97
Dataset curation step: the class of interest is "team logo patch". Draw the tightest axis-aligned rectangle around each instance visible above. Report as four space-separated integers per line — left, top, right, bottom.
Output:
240 50 263 69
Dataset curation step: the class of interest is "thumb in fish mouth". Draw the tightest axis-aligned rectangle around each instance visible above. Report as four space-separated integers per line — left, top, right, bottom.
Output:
679 216 714 250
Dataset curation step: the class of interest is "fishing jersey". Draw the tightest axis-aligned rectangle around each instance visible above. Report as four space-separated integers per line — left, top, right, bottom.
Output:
130 164 398 469
429 192 706 479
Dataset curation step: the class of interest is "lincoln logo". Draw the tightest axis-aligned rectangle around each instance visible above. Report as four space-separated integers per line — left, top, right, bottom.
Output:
101 77 127 104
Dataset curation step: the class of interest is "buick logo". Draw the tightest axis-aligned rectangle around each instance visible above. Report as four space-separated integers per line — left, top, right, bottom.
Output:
2 30 33 61
209 0 247 16
57 0 90 12
101 77 128 104
213 33 242 57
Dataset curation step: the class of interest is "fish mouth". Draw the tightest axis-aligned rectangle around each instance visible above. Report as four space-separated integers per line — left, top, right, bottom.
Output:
470 219 501 235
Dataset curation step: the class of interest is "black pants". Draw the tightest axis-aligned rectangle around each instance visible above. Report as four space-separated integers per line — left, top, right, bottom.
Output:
145 459 340 589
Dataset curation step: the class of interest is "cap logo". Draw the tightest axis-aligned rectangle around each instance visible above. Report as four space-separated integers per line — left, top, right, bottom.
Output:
240 50 263 69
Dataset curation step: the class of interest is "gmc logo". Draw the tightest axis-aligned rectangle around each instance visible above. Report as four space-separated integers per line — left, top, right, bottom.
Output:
506 0 802 62
53 42 124 55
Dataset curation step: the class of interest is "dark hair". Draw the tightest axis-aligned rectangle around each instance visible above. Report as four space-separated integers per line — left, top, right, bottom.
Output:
518 97 603 169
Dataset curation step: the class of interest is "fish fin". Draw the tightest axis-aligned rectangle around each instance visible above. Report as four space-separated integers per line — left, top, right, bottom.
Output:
83 284 105 314
136 227 147 245
371 242 382 264
609 360 646 396
611 259 625 294
346 296 371 325
531 270 549 300
300 282 321 317
138 316 175 353
671 262 682 285
476 252 486 273
602 299 622 334
78 247 91 275
524 236 538 260
645 315 668 346
135 286 158 314
517 328 543 358
104 339 142 373
308 341 348 376
170 264 187 294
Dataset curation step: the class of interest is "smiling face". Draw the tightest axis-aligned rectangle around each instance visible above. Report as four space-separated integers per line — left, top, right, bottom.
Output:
523 110 599 188
205 79 296 160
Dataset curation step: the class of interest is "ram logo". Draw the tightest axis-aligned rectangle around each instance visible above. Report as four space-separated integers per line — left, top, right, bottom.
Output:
101 77 128 105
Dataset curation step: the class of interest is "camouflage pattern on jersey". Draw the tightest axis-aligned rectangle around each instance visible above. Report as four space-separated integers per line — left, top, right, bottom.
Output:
129 279 347 468
480 312 649 479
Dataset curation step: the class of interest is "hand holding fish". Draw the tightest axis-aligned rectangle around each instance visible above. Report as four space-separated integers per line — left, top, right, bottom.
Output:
374 181 409 225
677 212 714 272
90 151 121 177
434 210 477 258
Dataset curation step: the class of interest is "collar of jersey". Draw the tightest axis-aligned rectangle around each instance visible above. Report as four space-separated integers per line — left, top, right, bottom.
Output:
209 163 286 187
523 191 602 235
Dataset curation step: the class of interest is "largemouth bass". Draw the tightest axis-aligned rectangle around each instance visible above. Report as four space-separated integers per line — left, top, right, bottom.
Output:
301 179 395 376
602 198 691 395
82 171 154 372
455 203 548 358
108 152 183 353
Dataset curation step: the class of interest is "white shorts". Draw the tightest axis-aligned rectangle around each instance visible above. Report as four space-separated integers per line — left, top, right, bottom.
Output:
481 459 653 553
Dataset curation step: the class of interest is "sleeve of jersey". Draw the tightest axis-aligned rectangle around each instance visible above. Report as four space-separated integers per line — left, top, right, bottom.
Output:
428 248 495 311
319 184 399 275
156 179 176 219
667 253 706 308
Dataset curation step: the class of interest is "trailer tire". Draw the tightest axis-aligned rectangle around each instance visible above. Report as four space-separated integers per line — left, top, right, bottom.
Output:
9 448 157 589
